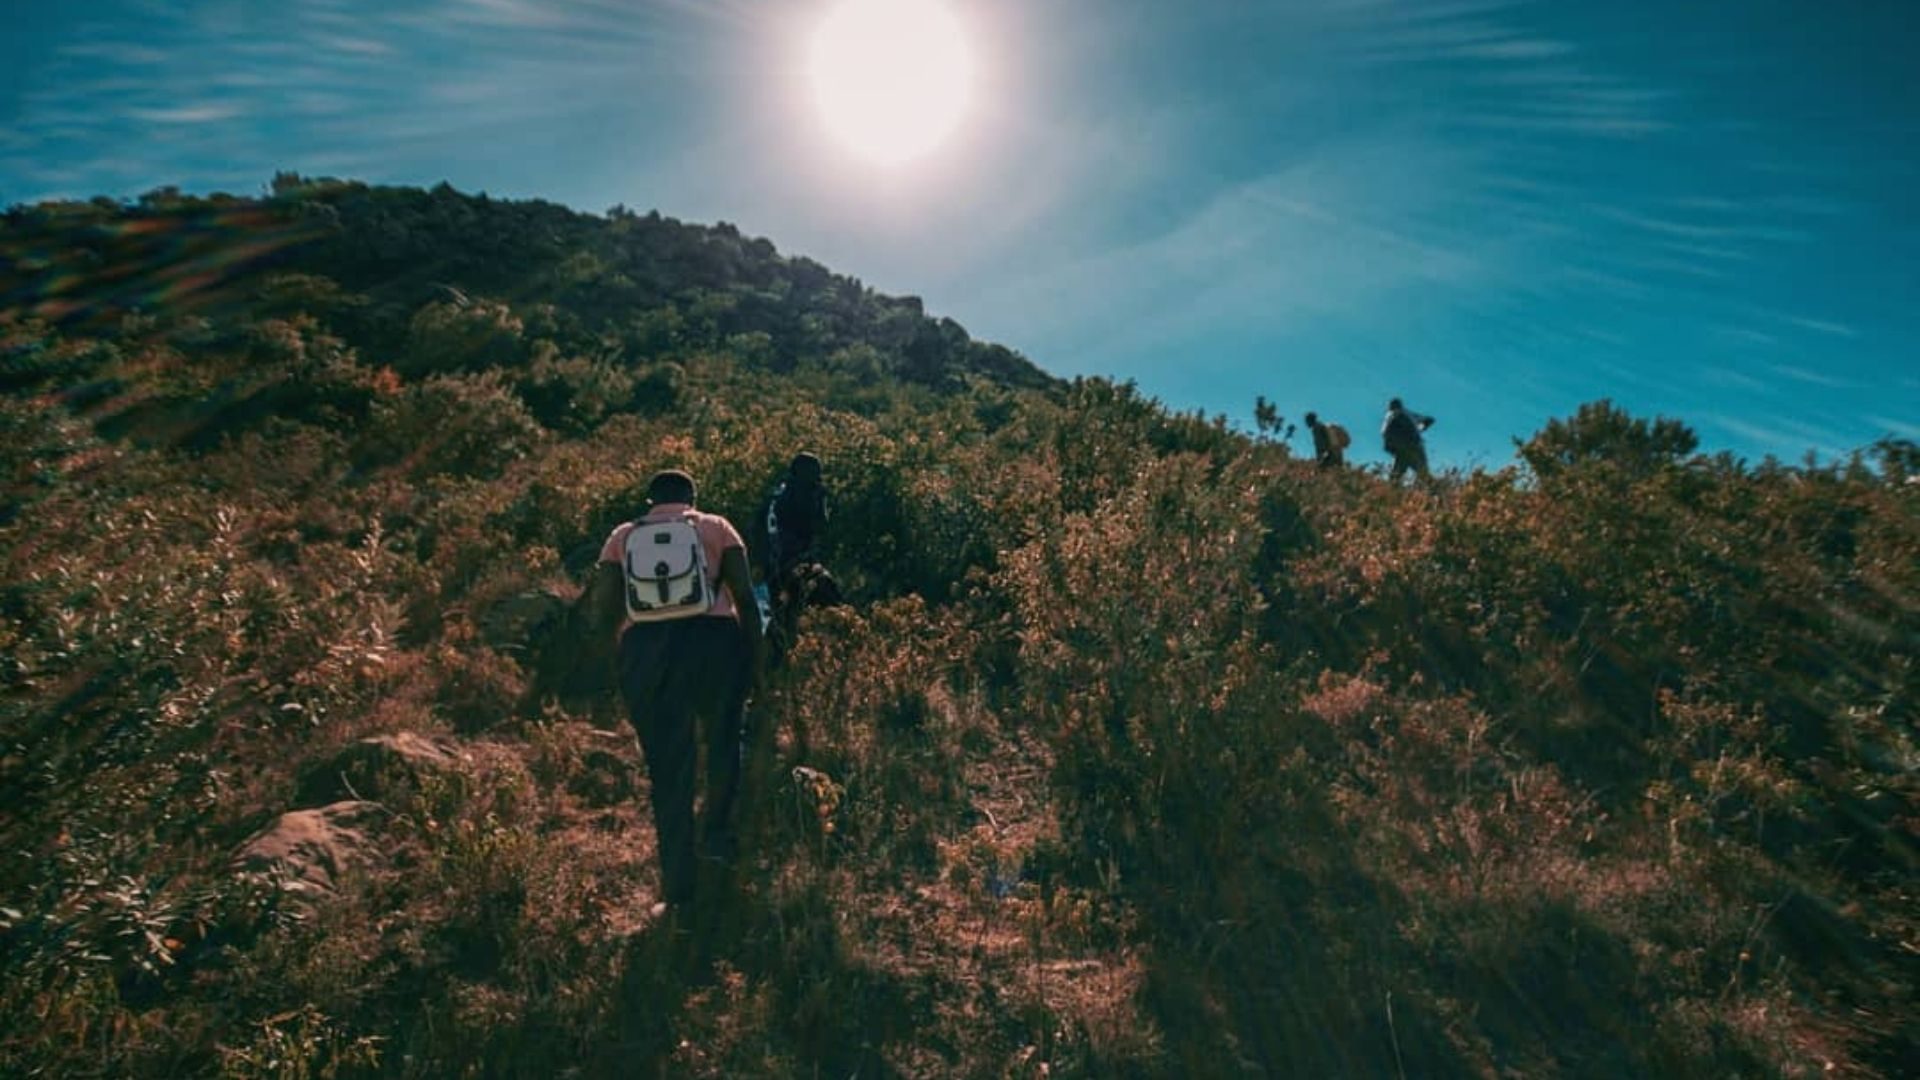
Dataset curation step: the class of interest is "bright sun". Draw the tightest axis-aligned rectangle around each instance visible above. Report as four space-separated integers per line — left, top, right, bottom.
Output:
808 0 974 166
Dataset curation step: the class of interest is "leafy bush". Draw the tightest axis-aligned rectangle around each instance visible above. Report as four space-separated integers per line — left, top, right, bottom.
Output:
400 299 527 377
356 372 544 480
628 360 685 416
1519 397 1700 478
513 344 635 434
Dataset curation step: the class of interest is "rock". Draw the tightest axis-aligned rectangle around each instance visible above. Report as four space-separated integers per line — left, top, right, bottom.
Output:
477 588 571 654
296 731 466 807
233 801 384 896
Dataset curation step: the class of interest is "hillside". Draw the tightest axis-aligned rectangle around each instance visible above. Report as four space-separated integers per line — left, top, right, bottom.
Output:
1 180 1916 1078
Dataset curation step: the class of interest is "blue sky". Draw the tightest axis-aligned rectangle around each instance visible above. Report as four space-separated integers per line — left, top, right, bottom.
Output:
3 0 1915 467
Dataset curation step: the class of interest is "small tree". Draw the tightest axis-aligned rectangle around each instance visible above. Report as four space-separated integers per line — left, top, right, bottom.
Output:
1870 436 1918 482
1253 395 1293 442
1519 399 1698 478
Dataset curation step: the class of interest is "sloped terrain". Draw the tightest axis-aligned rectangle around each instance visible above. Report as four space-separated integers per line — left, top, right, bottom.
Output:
1 182 1915 1078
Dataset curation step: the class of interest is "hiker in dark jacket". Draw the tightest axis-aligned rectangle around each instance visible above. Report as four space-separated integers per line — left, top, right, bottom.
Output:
762 451 828 581
1381 397 1435 485
1304 411 1347 468
588 469 765 915
756 452 840 660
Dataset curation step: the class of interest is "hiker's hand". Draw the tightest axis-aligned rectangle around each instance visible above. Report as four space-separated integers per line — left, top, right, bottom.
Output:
750 643 769 697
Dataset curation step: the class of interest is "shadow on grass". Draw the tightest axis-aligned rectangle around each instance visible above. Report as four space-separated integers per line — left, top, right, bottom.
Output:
591 865 932 1079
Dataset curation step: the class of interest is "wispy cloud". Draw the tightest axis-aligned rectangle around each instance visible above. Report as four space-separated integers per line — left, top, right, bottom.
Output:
959 129 1500 365
58 42 168 65
1597 206 1748 242
447 0 572 30
1 0 745 203
1783 315 1861 338
315 34 395 57
1334 0 1667 139
1595 205 1809 246
1698 366 1768 392
1711 326 1779 347
1703 412 1853 459
1865 415 1918 439
1453 38 1575 60
437 0 759 36
127 103 245 125
1769 363 1857 390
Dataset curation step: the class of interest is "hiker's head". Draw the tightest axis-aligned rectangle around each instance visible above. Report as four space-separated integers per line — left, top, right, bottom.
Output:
1388 398 1404 411
647 469 697 506
788 451 822 487
1304 411 1318 426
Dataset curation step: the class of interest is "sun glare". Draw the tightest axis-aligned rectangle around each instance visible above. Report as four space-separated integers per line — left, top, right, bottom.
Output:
808 0 973 167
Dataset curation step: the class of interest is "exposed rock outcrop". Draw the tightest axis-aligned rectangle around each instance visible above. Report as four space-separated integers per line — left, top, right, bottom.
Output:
296 731 467 807
233 801 385 896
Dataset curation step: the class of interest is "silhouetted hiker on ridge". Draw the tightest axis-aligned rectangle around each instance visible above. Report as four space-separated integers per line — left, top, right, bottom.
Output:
1382 397 1435 485
589 469 765 919
1304 411 1349 468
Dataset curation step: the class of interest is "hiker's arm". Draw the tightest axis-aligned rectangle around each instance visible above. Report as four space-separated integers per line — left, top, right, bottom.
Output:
583 561 625 640
719 545 766 680
581 524 629 643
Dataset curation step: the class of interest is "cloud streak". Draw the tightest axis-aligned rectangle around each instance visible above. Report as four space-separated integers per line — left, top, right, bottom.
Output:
1769 363 1858 390
959 128 1500 368
127 104 246 125
1702 412 1857 459
0 0 755 205
1865 415 1918 440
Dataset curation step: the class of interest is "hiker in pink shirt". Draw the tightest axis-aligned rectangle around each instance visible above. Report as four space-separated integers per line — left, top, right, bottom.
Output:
589 469 764 914
598 501 745 623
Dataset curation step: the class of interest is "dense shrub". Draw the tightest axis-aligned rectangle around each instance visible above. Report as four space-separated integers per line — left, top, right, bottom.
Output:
400 299 527 377
514 345 635 434
356 372 545 480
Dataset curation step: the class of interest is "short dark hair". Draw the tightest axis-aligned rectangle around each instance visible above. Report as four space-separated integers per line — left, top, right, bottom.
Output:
1388 398 1404 411
1304 411 1318 425
647 469 696 505
788 451 822 485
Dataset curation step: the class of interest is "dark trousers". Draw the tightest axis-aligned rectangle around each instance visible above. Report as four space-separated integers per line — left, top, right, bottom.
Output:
618 617 749 904
1388 443 1430 484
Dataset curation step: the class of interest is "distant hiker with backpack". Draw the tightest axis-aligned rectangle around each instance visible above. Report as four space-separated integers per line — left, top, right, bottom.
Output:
591 469 765 916
757 452 840 663
1304 411 1349 468
762 452 828 580
1382 397 1435 484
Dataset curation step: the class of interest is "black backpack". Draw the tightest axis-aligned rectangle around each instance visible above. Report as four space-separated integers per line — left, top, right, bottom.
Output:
763 480 823 572
1384 409 1425 451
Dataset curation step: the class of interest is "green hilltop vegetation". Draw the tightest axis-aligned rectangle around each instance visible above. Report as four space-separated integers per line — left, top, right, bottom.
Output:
1 178 1914 1078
